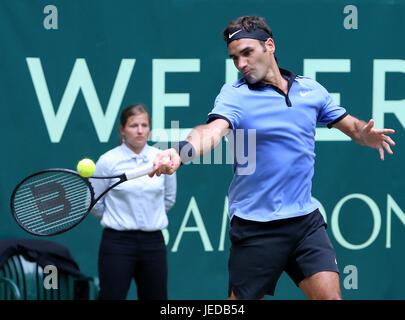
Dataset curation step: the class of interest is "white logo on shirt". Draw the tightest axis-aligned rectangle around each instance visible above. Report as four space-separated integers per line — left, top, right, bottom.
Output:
300 90 311 97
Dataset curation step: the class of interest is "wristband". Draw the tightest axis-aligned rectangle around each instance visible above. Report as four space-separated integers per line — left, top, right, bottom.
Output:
173 141 196 164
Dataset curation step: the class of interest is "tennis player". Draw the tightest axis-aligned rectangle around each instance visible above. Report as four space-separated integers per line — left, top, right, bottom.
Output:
91 104 177 300
150 16 396 300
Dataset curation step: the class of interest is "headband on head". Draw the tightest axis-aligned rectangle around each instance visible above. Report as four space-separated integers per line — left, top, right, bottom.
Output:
227 28 271 45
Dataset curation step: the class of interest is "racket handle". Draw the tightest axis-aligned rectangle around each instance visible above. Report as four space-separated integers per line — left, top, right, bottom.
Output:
125 163 154 180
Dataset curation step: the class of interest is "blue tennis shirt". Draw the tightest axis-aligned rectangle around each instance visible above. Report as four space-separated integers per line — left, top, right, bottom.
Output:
208 68 347 222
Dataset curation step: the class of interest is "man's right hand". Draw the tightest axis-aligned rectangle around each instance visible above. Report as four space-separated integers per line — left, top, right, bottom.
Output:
149 148 182 177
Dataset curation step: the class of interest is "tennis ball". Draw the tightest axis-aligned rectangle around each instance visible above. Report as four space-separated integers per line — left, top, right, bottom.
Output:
77 158 96 178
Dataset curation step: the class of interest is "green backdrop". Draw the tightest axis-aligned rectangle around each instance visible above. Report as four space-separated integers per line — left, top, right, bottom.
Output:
1 0 404 299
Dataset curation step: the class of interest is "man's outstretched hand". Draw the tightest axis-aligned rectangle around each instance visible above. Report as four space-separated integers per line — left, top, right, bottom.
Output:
149 148 182 177
361 119 396 160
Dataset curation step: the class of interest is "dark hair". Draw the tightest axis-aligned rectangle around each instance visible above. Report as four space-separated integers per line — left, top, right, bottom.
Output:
119 104 150 144
223 16 273 43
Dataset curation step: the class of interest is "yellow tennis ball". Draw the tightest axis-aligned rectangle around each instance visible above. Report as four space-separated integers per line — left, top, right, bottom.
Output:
77 158 96 178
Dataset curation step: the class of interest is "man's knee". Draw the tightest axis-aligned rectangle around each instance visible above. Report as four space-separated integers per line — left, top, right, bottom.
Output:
309 291 342 300
228 291 239 300
228 291 265 300
298 271 342 300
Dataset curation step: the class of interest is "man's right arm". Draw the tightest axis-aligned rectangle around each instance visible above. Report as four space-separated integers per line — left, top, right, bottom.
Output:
186 118 231 156
149 118 230 176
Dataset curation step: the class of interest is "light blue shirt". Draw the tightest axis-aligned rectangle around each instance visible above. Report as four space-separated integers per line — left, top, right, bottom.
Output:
90 143 177 231
208 69 347 222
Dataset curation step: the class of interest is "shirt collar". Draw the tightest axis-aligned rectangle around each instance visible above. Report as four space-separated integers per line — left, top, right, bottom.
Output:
232 67 297 90
120 143 150 162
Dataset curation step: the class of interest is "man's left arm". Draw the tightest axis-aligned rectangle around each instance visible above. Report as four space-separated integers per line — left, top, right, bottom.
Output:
332 114 396 160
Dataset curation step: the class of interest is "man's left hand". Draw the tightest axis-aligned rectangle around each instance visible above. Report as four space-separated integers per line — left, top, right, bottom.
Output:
361 119 396 160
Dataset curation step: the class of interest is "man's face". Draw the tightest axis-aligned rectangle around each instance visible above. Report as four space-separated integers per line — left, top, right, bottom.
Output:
228 38 273 84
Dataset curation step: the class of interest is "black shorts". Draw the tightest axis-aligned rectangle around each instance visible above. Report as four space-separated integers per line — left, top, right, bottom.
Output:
228 209 339 299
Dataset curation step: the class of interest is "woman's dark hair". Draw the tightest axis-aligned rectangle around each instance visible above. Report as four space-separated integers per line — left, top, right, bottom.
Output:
119 104 150 144
223 16 273 42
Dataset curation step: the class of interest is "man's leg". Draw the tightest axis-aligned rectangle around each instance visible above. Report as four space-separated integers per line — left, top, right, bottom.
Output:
228 291 238 300
284 210 341 300
298 271 342 300
230 272 341 300
227 216 288 300
228 291 264 300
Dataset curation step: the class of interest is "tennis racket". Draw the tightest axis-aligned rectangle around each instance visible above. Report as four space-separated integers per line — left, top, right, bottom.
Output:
10 163 154 236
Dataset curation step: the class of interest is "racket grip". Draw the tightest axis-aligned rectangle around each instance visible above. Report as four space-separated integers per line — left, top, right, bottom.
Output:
125 163 154 180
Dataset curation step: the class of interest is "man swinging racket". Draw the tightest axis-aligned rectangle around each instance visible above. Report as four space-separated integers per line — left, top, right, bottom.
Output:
150 16 396 300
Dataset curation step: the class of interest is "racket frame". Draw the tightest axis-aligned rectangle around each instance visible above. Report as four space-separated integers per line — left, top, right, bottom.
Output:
10 168 125 236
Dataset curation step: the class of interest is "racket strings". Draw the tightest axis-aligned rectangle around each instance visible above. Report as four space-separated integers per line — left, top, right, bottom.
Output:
12 171 91 235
